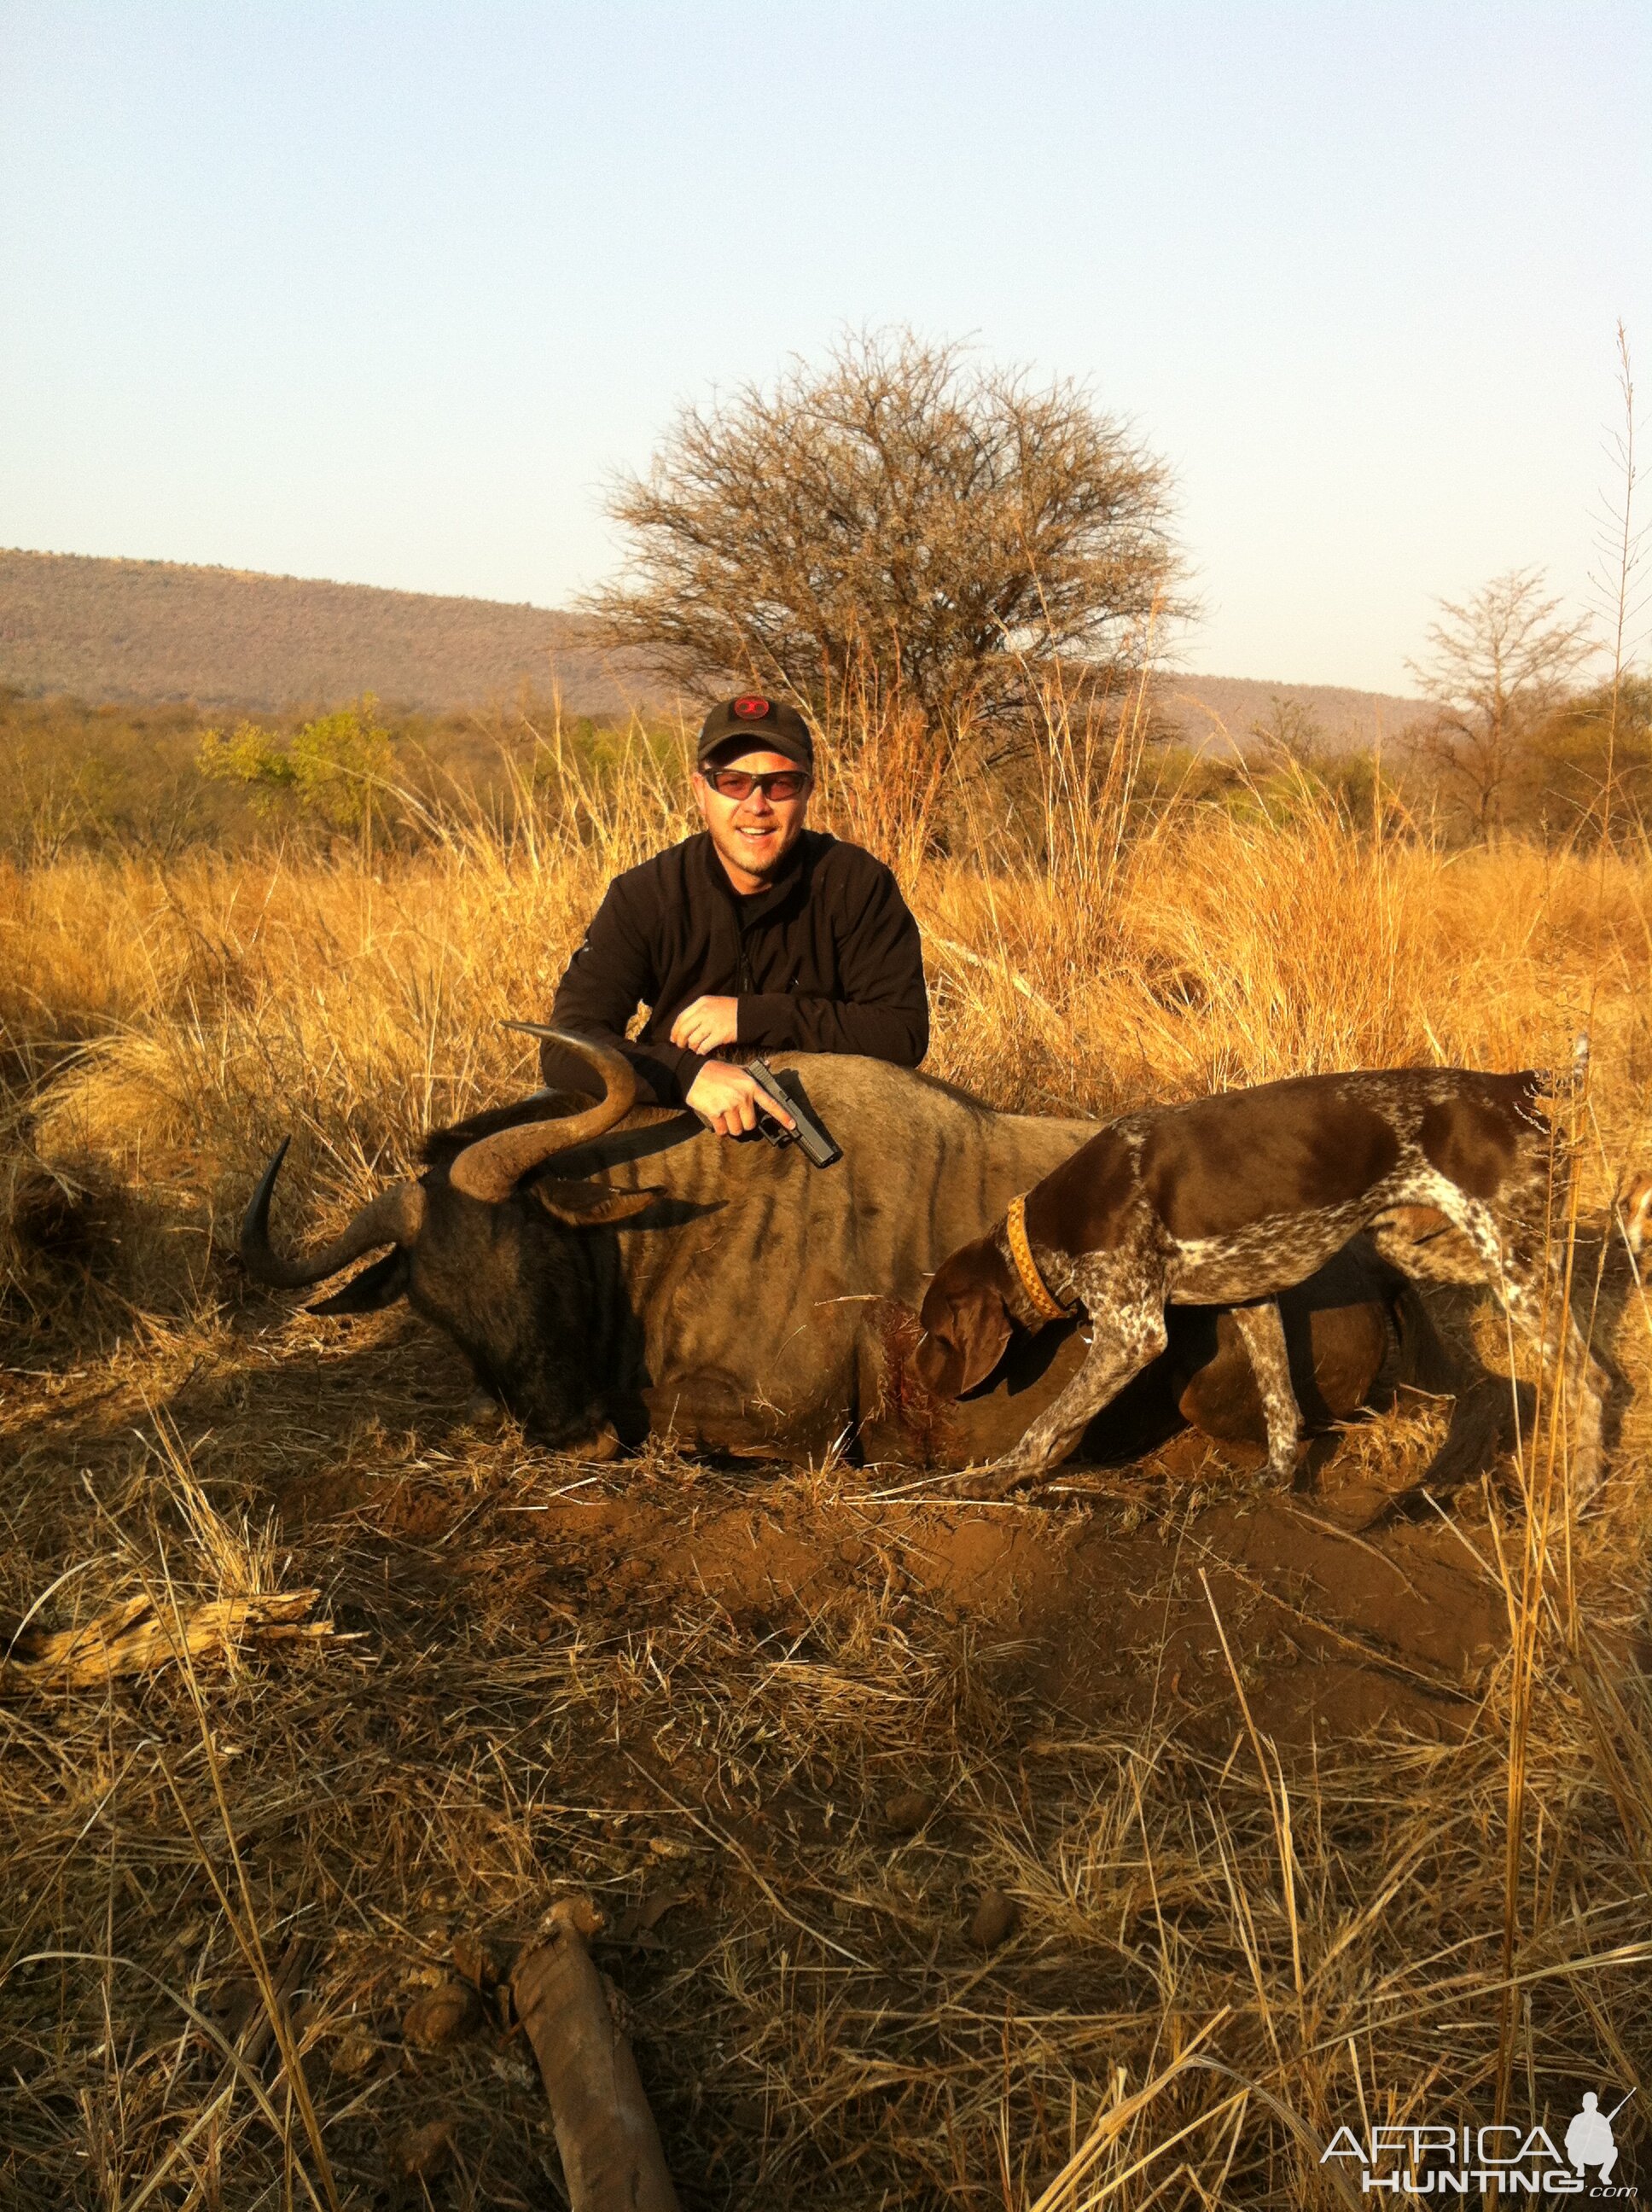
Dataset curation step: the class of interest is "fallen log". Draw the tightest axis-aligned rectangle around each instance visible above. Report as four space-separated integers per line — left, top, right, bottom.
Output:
0 1587 328 1691
510 1898 680 2212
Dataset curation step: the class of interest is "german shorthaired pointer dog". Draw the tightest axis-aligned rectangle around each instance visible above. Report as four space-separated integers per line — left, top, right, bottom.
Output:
916 1063 1608 1498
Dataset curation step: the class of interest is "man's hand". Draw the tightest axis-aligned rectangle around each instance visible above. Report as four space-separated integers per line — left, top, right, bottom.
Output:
670 994 741 1055
686 1060 795 1139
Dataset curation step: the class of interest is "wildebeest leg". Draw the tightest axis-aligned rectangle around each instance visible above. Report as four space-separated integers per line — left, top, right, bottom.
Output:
1496 1260 1607 1501
1230 1301 1301 1485
1426 1190 1607 1503
987 1257 1170 1492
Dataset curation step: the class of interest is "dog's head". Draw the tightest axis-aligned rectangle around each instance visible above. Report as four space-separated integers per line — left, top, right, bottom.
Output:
1618 1167 1652 1280
914 1235 1017 1399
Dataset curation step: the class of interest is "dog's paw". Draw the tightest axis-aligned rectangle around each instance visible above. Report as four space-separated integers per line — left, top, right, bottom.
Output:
967 1456 1049 1502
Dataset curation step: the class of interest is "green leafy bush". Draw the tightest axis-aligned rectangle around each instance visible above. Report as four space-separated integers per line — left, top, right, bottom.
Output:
198 697 395 830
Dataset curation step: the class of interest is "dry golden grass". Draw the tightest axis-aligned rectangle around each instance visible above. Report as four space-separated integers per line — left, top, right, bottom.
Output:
2 716 1649 2206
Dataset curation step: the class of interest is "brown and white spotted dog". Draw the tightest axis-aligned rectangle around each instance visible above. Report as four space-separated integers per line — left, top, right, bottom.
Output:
916 1064 1608 1497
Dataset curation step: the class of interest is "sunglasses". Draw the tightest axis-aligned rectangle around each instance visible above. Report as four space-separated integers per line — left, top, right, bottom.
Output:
701 768 811 800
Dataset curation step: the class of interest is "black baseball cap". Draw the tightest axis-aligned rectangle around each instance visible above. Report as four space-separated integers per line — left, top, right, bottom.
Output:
695 694 815 771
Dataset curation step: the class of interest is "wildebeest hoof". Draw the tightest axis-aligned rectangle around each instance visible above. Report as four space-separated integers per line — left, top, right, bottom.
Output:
565 1422 622 1465
1571 1457 1606 1512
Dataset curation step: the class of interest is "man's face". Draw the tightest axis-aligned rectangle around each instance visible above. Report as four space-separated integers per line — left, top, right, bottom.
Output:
692 747 812 888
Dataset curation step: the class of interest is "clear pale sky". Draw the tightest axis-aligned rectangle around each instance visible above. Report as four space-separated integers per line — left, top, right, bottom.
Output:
3 3 1647 691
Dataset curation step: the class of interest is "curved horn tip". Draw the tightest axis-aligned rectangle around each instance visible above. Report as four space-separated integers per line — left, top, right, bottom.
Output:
448 1033 637 1201
238 1150 423 1289
548 1028 637 1082
264 1133 293 1189
240 1137 293 1244
258 1134 293 1183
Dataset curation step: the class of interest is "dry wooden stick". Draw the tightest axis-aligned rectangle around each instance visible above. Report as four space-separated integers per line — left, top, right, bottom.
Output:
0 1589 327 1691
510 1898 681 2212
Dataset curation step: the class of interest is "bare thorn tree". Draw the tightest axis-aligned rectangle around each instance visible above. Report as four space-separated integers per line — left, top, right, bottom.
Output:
1405 568 1595 837
582 328 1184 761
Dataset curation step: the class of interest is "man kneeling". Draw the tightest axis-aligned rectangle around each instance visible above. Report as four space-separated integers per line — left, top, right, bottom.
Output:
543 695 929 1134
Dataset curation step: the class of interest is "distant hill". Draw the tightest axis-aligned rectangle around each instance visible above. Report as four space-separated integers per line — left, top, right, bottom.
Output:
1155 673 1422 754
1 548 1421 741
0 548 662 714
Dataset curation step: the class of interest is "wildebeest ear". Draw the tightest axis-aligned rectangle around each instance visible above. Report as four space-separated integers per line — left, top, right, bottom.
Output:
308 1247 410 1315
533 1179 661 1226
915 1277 1014 1398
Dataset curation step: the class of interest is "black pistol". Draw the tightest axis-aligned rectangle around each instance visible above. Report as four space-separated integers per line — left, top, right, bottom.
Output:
747 1060 842 1168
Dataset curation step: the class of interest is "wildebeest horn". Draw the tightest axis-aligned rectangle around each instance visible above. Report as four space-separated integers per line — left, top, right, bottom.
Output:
240 1138 426 1289
448 1031 637 1202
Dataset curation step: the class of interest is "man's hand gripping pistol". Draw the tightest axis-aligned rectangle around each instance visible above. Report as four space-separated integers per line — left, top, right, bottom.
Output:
747 1060 842 1168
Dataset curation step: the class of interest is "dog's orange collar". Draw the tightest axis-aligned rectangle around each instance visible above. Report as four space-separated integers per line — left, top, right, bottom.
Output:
1005 1194 1073 1323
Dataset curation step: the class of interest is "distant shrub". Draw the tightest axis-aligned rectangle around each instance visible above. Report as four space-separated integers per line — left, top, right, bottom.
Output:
198 697 395 830
0 690 243 862
1524 673 1652 841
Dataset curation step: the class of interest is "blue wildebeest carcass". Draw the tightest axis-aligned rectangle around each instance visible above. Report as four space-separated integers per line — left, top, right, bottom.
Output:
239 1033 1464 1476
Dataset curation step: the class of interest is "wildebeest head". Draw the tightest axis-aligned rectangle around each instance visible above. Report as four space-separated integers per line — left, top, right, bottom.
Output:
914 1233 1018 1398
239 1033 659 1452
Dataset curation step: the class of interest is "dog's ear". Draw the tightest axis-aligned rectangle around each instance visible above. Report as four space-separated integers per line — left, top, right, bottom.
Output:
916 1249 1014 1398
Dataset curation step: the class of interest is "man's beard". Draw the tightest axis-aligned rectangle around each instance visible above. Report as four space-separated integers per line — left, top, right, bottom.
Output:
713 818 799 879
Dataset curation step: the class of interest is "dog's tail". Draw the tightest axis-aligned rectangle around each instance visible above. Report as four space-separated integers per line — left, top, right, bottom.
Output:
1529 1032 1591 1111
1556 1032 1591 1097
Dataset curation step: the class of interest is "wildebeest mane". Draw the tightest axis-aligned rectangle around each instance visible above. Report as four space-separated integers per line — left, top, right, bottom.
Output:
902 1067 999 1114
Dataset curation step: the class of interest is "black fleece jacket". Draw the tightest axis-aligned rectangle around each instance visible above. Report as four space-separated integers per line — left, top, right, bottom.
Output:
549 830 929 1104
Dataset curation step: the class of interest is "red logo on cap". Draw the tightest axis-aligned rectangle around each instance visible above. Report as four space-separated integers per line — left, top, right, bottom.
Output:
732 695 771 719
